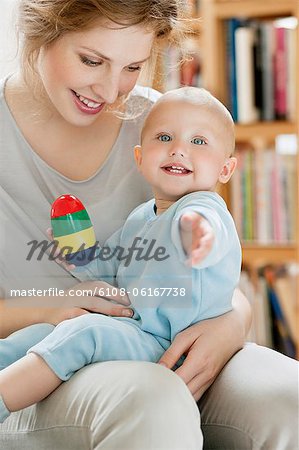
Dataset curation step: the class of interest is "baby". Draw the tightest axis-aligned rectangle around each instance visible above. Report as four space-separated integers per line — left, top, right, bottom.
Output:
0 87 241 422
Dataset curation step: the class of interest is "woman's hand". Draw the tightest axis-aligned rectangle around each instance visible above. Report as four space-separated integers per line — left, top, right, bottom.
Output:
1 281 134 337
47 280 133 323
64 280 133 314
46 228 76 271
158 289 251 401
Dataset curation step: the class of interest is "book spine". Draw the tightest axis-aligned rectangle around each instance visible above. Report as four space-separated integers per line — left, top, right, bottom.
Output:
235 26 259 123
226 18 241 121
286 27 297 121
260 22 275 121
274 27 287 119
254 148 268 243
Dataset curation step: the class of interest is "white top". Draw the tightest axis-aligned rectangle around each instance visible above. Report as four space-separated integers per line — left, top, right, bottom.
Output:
0 77 161 296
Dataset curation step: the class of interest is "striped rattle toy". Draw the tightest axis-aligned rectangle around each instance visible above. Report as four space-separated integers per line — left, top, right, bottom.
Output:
51 194 97 266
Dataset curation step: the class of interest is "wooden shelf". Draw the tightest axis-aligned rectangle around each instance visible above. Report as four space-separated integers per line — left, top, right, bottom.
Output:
211 0 297 19
242 244 297 267
235 121 297 142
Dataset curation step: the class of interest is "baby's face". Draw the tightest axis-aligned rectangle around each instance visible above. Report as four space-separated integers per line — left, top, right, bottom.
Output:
135 99 236 201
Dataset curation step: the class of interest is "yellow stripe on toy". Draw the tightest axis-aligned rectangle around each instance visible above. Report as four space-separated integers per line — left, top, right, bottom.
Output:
51 195 97 266
54 226 96 254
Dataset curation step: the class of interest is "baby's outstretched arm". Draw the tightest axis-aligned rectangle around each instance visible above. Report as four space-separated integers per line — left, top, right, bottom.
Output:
179 212 214 266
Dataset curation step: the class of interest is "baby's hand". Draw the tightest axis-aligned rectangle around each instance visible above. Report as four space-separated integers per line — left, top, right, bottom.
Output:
179 212 214 266
46 228 76 271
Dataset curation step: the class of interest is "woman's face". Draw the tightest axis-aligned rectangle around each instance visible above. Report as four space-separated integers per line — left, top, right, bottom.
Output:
36 19 154 125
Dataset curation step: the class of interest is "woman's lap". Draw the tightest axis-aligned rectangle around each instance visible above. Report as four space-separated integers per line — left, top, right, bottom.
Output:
0 361 202 450
198 342 298 450
0 338 297 450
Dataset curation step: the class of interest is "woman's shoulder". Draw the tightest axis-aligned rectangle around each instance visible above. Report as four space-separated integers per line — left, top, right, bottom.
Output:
130 85 162 104
0 77 8 105
125 85 162 120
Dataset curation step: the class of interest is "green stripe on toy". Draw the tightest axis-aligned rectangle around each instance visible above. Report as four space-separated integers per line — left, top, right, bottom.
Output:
51 209 92 237
51 195 97 266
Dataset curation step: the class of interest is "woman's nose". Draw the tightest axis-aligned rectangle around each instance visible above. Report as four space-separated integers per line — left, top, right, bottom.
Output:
102 83 119 105
92 74 120 105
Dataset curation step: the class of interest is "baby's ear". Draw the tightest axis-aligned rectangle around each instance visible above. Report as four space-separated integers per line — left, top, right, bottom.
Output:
218 157 237 184
134 145 142 169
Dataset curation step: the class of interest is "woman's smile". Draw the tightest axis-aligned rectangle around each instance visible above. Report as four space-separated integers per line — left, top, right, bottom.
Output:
70 89 105 115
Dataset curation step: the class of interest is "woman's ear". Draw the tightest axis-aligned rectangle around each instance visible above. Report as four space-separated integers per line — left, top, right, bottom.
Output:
134 145 142 169
218 157 237 184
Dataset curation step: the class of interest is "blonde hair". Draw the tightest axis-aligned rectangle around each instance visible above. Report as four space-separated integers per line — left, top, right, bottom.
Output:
18 0 192 88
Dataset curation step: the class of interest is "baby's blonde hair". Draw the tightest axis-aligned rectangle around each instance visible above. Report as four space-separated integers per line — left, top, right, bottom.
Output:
142 87 235 155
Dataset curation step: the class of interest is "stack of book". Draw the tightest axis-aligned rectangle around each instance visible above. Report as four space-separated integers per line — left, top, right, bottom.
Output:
225 17 297 123
230 145 297 244
240 263 297 358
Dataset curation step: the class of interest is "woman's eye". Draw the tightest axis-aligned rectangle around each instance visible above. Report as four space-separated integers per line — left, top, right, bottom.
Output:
127 66 142 72
80 56 102 67
158 134 172 142
191 137 207 145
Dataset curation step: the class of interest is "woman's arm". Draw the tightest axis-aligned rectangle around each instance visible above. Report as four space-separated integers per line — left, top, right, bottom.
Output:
0 299 87 338
0 281 133 338
158 288 252 401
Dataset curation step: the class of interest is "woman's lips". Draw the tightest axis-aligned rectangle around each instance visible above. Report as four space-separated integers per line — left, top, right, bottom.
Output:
71 90 105 115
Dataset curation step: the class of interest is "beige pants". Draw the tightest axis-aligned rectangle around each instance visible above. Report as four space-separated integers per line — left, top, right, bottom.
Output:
0 344 297 450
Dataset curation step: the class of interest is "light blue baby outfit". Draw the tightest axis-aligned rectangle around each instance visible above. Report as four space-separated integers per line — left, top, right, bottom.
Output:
0 191 241 421
0 192 241 422
25 191 241 381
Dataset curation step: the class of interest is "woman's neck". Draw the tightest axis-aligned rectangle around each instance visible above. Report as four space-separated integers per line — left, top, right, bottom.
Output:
4 72 124 181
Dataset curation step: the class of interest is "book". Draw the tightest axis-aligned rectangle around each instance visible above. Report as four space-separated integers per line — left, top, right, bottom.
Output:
253 22 264 117
264 266 296 359
271 152 287 243
230 148 243 238
255 275 274 348
260 21 275 121
225 18 243 121
235 26 259 123
274 27 287 119
254 147 268 243
243 150 254 240
281 154 297 242
286 27 297 121
274 268 298 342
261 149 274 243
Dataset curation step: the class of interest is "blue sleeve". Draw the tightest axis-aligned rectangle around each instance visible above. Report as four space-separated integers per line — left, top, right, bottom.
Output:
171 200 233 270
70 227 122 285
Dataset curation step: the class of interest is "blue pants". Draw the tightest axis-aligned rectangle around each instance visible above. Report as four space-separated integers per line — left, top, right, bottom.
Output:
28 314 168 381
0 324 55 370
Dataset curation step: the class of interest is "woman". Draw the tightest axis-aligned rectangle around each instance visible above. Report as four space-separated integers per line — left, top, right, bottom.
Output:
0 1 297 449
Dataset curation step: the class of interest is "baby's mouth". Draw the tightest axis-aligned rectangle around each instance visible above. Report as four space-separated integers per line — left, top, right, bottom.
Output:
161 164 192 175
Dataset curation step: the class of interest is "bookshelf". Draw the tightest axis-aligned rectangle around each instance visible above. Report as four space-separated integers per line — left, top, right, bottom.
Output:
199 0 299 355
153 0 298 356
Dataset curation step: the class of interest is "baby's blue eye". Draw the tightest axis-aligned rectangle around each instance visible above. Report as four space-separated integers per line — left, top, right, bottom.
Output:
191 137 206 145
158 134 172 142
